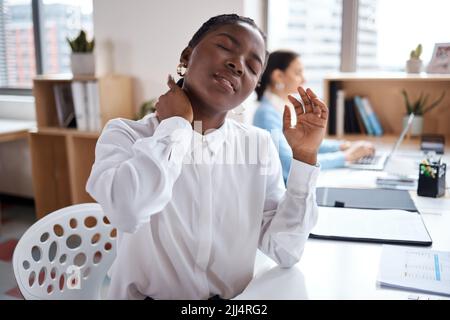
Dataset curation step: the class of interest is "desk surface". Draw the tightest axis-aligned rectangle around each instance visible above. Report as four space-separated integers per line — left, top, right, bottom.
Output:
237 136 450 300
0 119 36 143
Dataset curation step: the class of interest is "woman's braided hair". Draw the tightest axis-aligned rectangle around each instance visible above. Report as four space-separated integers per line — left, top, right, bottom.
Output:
188 14 266 48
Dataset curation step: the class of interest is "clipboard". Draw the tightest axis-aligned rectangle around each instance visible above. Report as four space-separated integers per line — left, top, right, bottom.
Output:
311 188 432 246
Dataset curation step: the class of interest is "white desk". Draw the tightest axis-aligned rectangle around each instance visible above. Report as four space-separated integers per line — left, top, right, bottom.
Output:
237 136 450 300
0 119 36 143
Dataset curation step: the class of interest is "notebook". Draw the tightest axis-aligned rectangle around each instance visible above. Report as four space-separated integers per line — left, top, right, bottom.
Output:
312 187 432 246
310 207 432 246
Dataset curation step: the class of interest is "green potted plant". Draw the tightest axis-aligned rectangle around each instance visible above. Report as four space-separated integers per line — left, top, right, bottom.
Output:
67 30 95 76
135 98 157 120
401 90 446 136
406 44 423 74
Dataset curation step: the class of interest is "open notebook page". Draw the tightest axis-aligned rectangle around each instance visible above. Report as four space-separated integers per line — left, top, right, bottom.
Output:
311 207 431 244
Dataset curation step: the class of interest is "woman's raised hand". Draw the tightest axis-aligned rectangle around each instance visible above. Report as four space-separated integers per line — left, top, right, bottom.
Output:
283 86 329 165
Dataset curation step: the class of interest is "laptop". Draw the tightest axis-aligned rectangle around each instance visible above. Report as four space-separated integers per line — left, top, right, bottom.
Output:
347 113 415 171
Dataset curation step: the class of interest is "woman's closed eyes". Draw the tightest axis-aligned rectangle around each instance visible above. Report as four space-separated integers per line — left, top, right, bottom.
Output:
216 43 231 51
216 44 259 76
246 60 259 75
215 36 261 77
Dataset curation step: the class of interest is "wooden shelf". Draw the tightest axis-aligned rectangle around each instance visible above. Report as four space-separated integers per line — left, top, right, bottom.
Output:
324 73 450 136
29 133 72 219
33 74 133 128
33 73 98 82
66 135 98 204
30 74 134 219
30 127 100 139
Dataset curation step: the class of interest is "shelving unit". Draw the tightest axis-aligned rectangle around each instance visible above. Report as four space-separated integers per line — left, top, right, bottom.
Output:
324 73 450 135
30 74 134 219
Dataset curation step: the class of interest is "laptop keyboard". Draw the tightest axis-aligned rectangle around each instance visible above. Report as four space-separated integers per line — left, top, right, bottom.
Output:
355 155 381 165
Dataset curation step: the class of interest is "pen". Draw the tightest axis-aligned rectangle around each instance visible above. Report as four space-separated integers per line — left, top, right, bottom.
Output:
420 160 436 179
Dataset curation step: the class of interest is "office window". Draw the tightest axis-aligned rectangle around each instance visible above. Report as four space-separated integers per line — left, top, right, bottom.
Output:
358 0 450 71
41 0 93 74
0 0 36 89
0 0 93 91
267 0 343 97
356 0 377 70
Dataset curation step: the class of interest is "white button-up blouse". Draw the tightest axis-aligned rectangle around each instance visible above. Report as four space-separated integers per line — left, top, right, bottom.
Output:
86 113 319 300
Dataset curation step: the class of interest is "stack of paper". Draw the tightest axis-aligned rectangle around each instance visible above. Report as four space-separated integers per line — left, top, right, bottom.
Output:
412 196 450 215
378 245 450 297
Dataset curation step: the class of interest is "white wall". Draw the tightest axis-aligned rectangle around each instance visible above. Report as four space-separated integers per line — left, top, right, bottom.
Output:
93 0 265 113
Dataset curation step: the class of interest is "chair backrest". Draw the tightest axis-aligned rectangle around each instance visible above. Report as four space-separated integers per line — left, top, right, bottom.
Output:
13 203 117 300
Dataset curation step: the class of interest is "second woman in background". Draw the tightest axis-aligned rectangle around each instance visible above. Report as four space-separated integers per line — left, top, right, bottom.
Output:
254 50 375 183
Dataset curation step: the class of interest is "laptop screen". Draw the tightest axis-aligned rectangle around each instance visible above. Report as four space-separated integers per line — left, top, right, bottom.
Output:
387 113 415 159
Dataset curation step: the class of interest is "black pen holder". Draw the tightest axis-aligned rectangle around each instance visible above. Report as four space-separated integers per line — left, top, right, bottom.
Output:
417 163 446 198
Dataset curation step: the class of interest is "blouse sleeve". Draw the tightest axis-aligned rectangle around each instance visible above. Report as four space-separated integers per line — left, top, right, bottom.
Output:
319 139 342 153
86 116 192 233
258 133 320 268
318 151 346 169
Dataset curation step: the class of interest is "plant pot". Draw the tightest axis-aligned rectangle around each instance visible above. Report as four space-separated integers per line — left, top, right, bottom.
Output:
406 59 423 74
70 53 95 76
403 115 423 136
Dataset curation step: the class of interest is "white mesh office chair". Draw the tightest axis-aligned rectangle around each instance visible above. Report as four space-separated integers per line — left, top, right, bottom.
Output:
13 203 117 300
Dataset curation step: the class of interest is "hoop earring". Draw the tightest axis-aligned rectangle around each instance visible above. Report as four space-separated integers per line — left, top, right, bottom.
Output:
177 63 187 77
231 104 246 115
